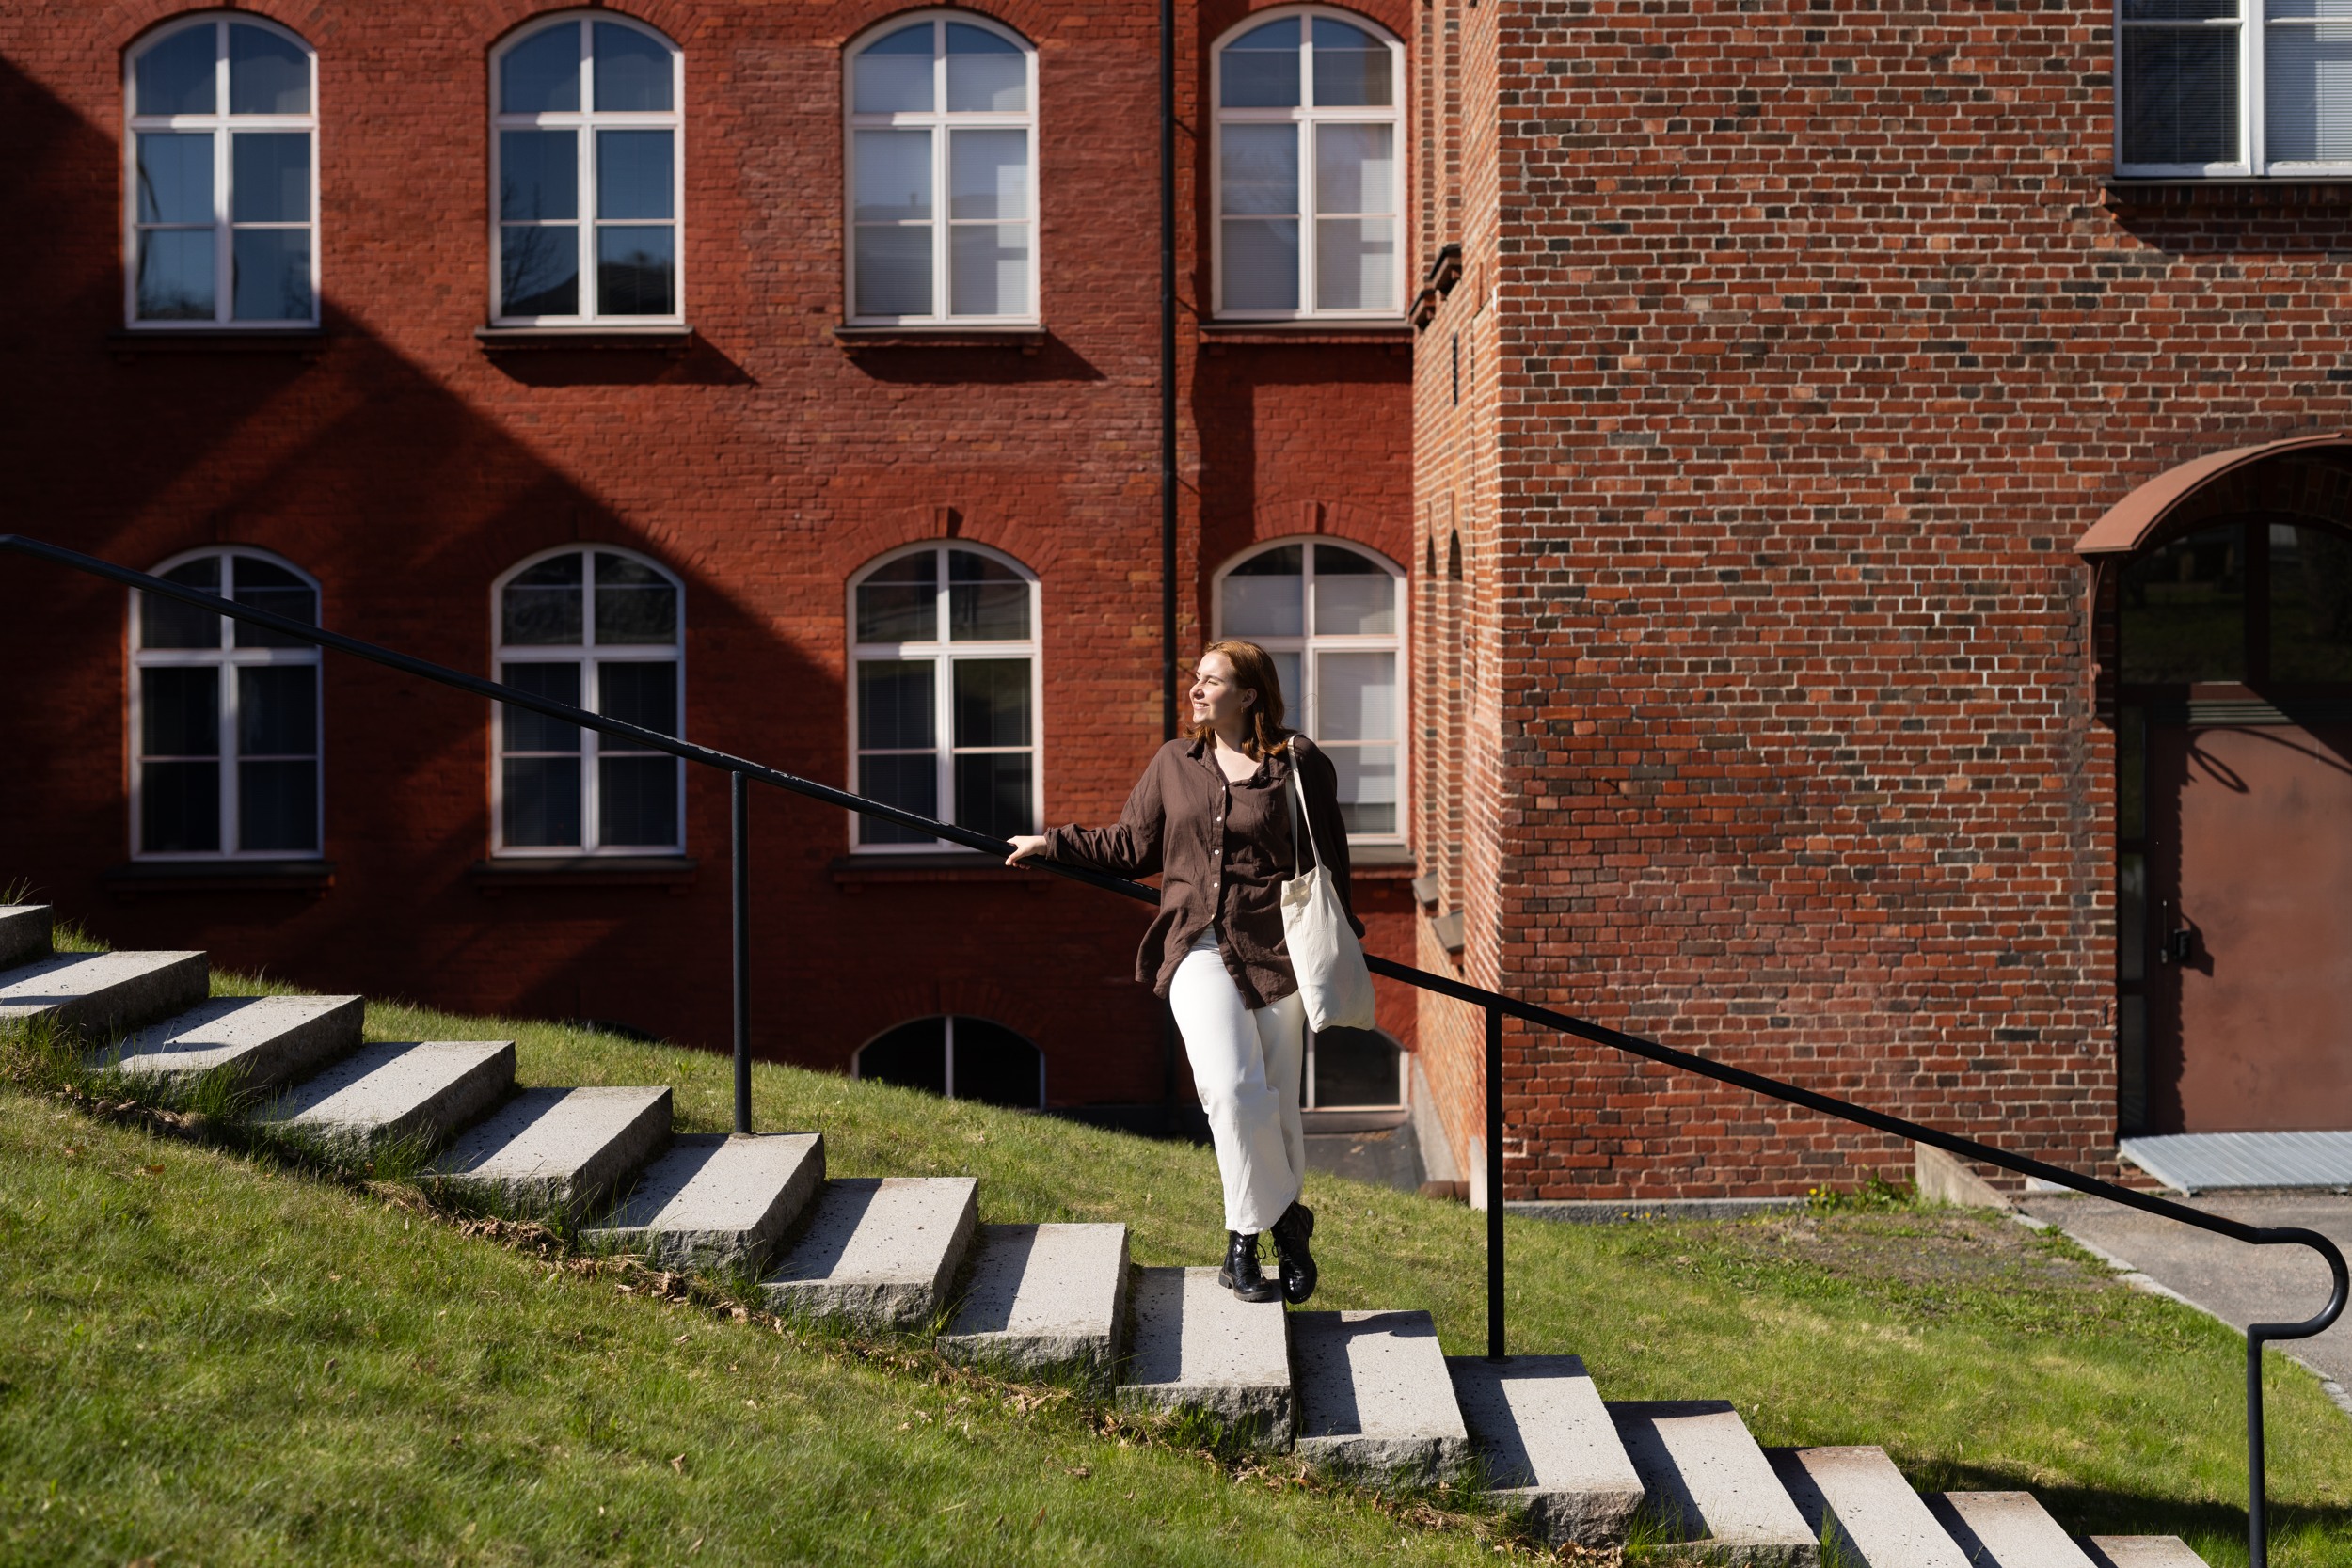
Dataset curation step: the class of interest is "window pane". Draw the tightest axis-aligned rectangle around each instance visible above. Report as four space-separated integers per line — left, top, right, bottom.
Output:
858 660 936 750
599 754 679 847
858 753 939 843
501 24 581 115
949 129 1027 219
1311 18 1392 107
594 23 674 112
1315 123 1392 214
1221 220 1299 311
948 551 1029 639
136 24 217 117
239 759 317 852
953 658 1031 748
1316 217 1394 310
142 761 221 854
229 24 309 115
948 1018 1042 1107
596 659 677 736
2118 705 2147 839
501 226 580 316
503 554 585 644
1222 123 1299 214
859 1018 946 1093
1313 549 1396 633
1311 1026 1400 1106
2119 994 2149 1134
1221 18 1301 108
238 665 316 755
137 230 215 321
854 226 933 317
137 132 213 225
1330 744 1398 834
597 129 674 220
501 661 584 752
2270 523 2352 679
857 553 940 641
232 228 310 322
143 666 219 756
949 224 1028 316
1222 546 1304 636
2121 27 2240 165
503 756 582 847
854 130 933 221
1317 652 1396 741
141 557 223 649
2123 0 2238 16
1271 651 1301 719
946 24 1026 112
2266 21 2352 162
2119 850 2148 985
955 751 1032 837
230 558 316 648
2121 524 2246 683
594 554 679 644
230 132 308 223
855 24 935 115
596 226 675 315
501 130 579 221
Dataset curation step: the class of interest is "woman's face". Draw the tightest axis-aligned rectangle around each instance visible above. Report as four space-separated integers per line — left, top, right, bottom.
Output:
1189 652 1256 730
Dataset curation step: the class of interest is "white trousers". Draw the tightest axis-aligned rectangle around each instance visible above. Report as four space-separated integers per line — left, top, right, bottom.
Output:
1168 927 1308 1235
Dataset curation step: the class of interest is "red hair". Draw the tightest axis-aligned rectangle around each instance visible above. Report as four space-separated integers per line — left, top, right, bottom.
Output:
1188 639 1293 759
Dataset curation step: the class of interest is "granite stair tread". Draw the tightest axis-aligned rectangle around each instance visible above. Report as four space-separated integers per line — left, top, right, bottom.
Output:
431 1085 671 1218
1772 1446 1969 1568
762 1176 977 1330
1116 1265 1293 1442
257 1039 515 1149
1925 1492 2096 1568
584 1132 823 1271
0 904 51 971
938 1222 1129 1377
92 993 363 1092
2081 1538 2214 1568
1449 1354 1645 1544
1608 1401 1818 1566
1292 1308 1470 1484
0 949 209 1036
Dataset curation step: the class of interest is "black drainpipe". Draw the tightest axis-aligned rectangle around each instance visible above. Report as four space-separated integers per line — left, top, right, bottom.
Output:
1158 0 1182 1129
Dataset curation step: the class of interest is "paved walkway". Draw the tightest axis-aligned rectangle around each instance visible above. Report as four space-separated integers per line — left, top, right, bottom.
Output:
2018 1190 2352 1405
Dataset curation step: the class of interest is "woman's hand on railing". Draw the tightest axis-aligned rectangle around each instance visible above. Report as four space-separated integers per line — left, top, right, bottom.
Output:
1004 834 1050 866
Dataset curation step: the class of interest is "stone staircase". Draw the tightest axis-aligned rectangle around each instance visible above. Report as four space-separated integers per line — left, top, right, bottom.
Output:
0 904 2216 1566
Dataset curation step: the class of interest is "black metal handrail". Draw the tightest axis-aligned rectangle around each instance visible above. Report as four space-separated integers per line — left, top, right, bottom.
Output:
5 533 2343 1566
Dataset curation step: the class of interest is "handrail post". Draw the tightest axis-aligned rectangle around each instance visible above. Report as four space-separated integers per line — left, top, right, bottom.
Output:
2248 1335 2267 1568
1486 1001 1505 1361
731 769 751 1136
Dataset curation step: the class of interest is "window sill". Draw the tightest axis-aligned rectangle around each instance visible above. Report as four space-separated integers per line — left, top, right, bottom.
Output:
834 325 1047 354
1429 909 1465 956
830 850 1049 892
2103 176 2352 207
108 328 329 362
1302 1107 1409 1133
1198 322 1412 354
102 860 334 899
1347 844 1417 878
1409 872 1438 908
474 325 695 356
469 855 697 894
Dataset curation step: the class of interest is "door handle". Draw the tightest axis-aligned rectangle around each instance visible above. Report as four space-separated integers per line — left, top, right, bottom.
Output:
2158 899 2195 965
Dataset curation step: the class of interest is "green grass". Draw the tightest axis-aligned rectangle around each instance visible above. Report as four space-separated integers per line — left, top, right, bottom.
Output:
3 931 2349 1564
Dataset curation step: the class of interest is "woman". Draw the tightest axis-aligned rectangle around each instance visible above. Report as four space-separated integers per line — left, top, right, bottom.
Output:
1005 640 1361 1305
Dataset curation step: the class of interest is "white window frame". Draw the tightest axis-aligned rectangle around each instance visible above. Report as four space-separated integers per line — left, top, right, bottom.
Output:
122 14 320 329
2115 0 2352 178
1212 536 1408 847
843 11 1040 326
853 1014 1048 1106
846 541 1044 853
489 546 687 858
489 12 686 326
1210 4 1406 321
128 546 325 861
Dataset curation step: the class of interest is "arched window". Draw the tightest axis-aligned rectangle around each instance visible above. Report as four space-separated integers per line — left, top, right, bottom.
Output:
124 15 317 327
1307 1024 1403 1109
855 1015 1043 1108
491 14 683 324
129 547 322 858
1211 7 1404 319
1214 538 1405 841
848 543 1041 849
492 547 684 854
845 13 1038 324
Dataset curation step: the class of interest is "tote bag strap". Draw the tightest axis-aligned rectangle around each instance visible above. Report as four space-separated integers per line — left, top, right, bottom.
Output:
1285 739 1324 878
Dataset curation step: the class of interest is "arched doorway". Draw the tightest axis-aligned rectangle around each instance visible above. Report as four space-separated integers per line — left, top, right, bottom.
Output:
2084 439 2352 1133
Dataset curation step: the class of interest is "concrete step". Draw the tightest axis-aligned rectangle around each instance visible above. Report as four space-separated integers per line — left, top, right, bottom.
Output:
0 949 209 1037
584 1132 824 1272
938 1223 1129 1378
1116 1265 1293 1442
258 1039 515 1151
762 1176 977 1330
0 904 51 971
1926 1493 2096 1568
1448 1355 1645 1545
1608 1401 1818 1567
93 994 364 1093
1771 1447 1969 1568
431 1085 671 1220
1292 1309 1470 1485
2081 1539 2212 1568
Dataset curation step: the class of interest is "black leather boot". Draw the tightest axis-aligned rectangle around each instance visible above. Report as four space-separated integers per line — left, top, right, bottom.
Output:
1269 1200 1317 1304
1218 1230 1283 1303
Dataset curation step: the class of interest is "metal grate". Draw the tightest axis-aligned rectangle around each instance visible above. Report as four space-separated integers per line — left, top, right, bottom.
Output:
2121 1132 2352 1195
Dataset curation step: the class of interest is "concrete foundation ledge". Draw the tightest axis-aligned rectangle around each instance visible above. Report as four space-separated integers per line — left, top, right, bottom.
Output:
1508 1197 1809 1225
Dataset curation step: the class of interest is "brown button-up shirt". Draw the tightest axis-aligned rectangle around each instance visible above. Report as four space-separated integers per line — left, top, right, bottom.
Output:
1044 734 1363 1008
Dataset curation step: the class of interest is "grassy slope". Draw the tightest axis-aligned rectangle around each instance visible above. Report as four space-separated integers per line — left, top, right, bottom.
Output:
2 949 2347 1564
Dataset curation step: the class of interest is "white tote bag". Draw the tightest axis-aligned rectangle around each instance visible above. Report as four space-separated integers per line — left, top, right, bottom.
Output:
1280 746 1377 1032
